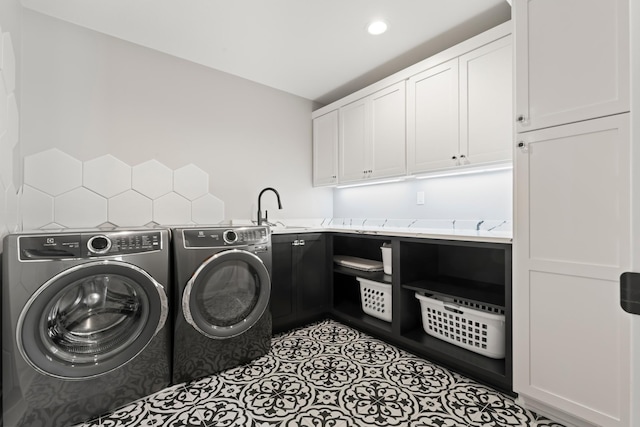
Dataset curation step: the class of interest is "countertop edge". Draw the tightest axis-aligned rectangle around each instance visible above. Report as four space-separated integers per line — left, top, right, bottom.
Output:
270 226 512 244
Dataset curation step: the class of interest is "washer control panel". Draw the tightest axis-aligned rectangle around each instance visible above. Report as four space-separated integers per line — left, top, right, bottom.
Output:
183 227 269 248
18 230 163 260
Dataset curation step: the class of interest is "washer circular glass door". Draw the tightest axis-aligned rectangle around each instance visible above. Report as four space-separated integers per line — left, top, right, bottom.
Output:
183 249 270 339
17 260 168 379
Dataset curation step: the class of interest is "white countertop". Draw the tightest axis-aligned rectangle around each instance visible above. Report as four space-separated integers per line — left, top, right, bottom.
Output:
269 224 512 244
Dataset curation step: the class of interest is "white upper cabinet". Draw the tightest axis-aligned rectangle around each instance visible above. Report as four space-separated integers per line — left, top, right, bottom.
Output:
311 21 511 185
407 35 512 174
514 0 629 133
459 35 513 166
312 110 339 186
339 82 406 184
407 59 460 173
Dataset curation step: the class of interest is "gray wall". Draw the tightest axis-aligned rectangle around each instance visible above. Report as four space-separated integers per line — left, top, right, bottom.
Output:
19 10 333 229
12 8 513 232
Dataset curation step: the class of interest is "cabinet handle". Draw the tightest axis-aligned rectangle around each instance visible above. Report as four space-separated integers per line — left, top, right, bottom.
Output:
292 240 299 246
459 154 466 158
451 155 458 160
516 115 526 123
517 141 529 153
299 239 305 246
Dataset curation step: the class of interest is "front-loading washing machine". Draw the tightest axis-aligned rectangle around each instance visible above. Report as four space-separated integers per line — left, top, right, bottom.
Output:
171 226 272 384
2 229 172 427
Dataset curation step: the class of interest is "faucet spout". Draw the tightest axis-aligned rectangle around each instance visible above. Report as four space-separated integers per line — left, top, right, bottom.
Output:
257 187 283 225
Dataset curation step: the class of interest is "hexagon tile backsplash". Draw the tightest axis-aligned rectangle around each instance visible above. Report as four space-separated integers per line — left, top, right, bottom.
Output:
21 150 225 230
0 28 20 242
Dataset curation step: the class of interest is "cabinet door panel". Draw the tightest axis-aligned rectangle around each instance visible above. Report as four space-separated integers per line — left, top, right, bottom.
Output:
514 0 629 132
339 100 368 183
514 114 631 426
407 59 459 173
271 235 296 328
370 81 406 179
528 271 624 421
313 110 339 186
460 36 512 165
296 235 328 319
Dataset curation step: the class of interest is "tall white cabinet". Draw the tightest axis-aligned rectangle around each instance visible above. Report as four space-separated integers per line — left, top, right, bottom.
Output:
513 1 633 426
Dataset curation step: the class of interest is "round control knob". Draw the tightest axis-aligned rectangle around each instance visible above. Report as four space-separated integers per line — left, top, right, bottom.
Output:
88 235 111 254
223 230 238 244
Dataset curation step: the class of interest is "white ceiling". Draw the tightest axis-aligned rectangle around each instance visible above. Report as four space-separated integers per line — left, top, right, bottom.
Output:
20 0 511 106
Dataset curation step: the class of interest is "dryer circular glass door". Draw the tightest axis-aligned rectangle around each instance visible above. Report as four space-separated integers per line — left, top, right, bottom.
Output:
183 249 271 339
17 260 168 379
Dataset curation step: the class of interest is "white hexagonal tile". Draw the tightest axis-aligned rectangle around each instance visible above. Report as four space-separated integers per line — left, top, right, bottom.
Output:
0 95 17 189
174 164 209 201
0 75 7 136
12 143 21 189
6 93 18 146
0 132 12 188
55 188 107 228
153 192 191 225
25 149 82 196
21 185 54 230
0 179 6 230
109 190 152 227
192 194 225 224
1 33 16 94
132 160 173 199
40 222 64 230
84 155 131 198
5 183 18 232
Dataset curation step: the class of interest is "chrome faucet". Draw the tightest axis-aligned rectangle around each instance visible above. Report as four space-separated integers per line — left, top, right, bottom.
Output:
476 220 485 231
257 187 282 225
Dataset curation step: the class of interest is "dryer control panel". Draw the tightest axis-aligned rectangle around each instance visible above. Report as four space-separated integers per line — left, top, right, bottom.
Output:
18 230 164 260
183 227 269 248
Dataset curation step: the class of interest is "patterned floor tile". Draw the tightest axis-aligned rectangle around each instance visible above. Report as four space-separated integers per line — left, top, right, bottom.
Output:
73 318 567 427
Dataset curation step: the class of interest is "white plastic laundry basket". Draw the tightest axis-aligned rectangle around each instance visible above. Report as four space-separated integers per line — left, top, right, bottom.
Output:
357 278 392 322
415 293 505 359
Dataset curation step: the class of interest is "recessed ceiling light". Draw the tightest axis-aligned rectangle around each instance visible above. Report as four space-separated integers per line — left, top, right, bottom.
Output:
367 20 388 35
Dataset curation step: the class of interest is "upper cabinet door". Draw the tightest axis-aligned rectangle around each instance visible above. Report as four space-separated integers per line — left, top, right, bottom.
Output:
514 0 629 133
312 110 339 186
339 98 369 183
460 35 513 165
370 81 406 179
407 58 460 173
339 82 407 184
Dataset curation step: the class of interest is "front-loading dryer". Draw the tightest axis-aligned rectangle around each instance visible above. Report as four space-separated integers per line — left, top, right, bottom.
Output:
2 229 172 427
171 226 272 384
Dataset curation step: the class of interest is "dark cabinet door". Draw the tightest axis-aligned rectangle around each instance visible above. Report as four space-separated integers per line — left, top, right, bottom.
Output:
295 234 328 321
271 233 328 333
271 234 296 330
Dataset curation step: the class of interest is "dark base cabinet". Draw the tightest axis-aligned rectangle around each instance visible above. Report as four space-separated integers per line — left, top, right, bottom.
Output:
271 233 330 333
330 233 513 393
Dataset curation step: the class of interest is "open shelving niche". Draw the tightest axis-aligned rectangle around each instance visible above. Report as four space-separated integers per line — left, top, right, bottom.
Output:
330 233 513 393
